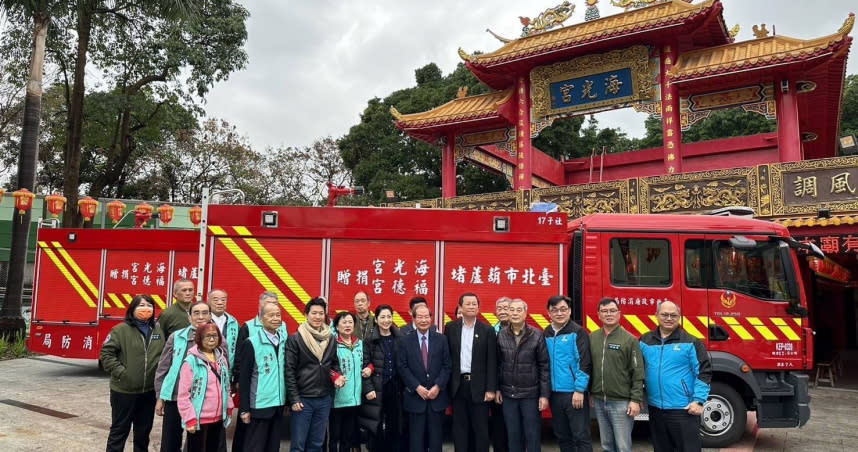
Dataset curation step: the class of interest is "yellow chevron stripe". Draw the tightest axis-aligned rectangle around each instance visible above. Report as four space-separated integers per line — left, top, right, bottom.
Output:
52 242 99 300
793 318 802 327
771 317 800 341
682 317 705 339
108 293 124 309
531 313 549 329
233 226 252 236
483 313 499 325
39 245 96 308
586 315 599 332
746 317 778 341
444 314 452 324
219 237 306 324
722 317 754 340
393 311 408 327
243 238 311 302
624 315 651 335
209 226 227 236
151 294 167 310
648 315 658 326
698 316 714 327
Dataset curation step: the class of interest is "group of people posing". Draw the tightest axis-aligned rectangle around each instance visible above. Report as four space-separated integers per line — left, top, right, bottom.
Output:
100 278 712 452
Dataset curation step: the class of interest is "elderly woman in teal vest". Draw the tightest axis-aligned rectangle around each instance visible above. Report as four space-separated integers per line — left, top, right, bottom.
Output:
177 322 233 452
155 301 214 452
330 311 364 452
238 301 287 452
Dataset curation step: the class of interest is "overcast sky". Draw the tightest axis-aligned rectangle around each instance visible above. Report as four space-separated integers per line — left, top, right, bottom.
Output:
203 0 857 151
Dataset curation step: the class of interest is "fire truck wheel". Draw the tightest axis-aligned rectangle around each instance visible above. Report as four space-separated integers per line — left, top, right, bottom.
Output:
700 382 746 448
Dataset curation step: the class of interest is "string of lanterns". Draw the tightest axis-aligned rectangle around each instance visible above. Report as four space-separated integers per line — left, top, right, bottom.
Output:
0 189 201 227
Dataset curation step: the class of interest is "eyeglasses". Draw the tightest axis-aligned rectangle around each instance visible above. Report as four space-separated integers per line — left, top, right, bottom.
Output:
599 309 619 315
549 307 570 314
203 334 220 340
659 313 680 319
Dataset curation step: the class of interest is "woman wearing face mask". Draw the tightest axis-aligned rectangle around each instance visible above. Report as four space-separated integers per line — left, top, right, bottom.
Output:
359 305 402 452
101 294 166 452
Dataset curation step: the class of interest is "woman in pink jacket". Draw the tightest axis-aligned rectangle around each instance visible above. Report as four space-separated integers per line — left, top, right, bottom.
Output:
178 322 234 452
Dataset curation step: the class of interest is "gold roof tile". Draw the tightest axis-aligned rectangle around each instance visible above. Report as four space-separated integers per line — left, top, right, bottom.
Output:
391 90 513 128
671 14 854 81
462 0 718 66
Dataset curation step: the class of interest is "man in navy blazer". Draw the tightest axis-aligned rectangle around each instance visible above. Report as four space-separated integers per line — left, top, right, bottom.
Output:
396 304 451 452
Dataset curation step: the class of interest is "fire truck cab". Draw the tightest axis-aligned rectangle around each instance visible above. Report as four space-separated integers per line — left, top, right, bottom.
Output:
570 213 812 446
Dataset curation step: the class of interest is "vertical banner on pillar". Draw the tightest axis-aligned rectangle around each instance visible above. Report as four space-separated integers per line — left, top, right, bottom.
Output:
660 45 681 174
516 77 532 190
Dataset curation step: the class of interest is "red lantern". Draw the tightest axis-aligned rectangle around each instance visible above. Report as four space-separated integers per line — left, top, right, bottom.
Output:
157 204 175 225
189 205 203 227
78 196 98 221
45 193 67 218
107 200 126 224
12 188 36 215
134 202 154 228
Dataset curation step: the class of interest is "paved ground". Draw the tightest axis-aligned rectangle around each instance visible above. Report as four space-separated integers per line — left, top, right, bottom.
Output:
1 355 857 451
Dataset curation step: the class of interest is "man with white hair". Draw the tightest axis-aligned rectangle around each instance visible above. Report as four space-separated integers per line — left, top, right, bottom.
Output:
639 301 712 452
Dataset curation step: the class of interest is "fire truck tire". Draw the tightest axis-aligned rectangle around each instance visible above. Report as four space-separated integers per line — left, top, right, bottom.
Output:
700 382 746 448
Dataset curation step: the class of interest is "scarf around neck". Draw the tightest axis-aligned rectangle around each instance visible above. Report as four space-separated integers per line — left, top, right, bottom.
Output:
298 321 332 362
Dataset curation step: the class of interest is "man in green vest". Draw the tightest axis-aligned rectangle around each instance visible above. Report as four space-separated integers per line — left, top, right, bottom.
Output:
157 278 196 339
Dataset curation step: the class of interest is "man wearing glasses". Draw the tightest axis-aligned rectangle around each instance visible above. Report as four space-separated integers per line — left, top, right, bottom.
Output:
544 295 591 451
589 297 644 452
639 301 712 452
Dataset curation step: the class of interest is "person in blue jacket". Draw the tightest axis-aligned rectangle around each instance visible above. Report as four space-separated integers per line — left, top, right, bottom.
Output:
639 301 712 452
544 295 592 452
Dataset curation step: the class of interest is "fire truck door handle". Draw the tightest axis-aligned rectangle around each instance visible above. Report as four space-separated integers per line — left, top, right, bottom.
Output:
708 325 730 341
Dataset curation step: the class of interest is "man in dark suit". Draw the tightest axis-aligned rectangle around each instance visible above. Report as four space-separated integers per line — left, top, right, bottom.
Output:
400 296 436 336
445 293 497 452
396 304 451 452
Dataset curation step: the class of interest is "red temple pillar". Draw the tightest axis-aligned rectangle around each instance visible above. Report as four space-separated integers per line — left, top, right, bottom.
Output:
776 79 803 162
660 44 682 174
442 132 456 199
515 76 533 190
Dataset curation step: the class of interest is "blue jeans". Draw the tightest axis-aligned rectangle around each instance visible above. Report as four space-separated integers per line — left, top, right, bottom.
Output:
290 396 333 452
593 399 634 452
501 397 541 452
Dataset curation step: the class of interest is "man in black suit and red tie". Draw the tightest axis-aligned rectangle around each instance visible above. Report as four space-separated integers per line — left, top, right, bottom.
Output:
396 303 451 452
445 293 497 452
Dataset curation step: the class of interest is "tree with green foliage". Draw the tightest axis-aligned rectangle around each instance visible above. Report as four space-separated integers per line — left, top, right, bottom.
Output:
840 74 858 140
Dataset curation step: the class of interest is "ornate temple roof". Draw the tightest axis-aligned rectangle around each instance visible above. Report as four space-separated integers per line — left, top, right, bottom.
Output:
774 214 858 228
460 0 724 69
670 14 855 82
391 89 513 128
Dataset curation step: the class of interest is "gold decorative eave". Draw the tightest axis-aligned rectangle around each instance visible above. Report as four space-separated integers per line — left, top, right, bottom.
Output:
670 13 854 82
464 0 719 67
392 89 514 128
774 213 858 228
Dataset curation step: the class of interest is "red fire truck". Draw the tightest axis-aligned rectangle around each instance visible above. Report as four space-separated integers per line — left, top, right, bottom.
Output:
28 204 814 447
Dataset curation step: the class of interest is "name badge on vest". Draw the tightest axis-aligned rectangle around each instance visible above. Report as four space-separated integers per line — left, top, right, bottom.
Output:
608 343 621 351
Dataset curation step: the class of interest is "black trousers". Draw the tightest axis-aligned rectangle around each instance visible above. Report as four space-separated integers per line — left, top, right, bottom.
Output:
489 402 508 452
106 390 156 452
244 408 283 452
648 406 702 452
452 378 490 452
370 379 402 452
408 407 443 452
160 400 184 452
330 405 360 452
186 422 225 452
231 413 247 452
549 392 591 452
